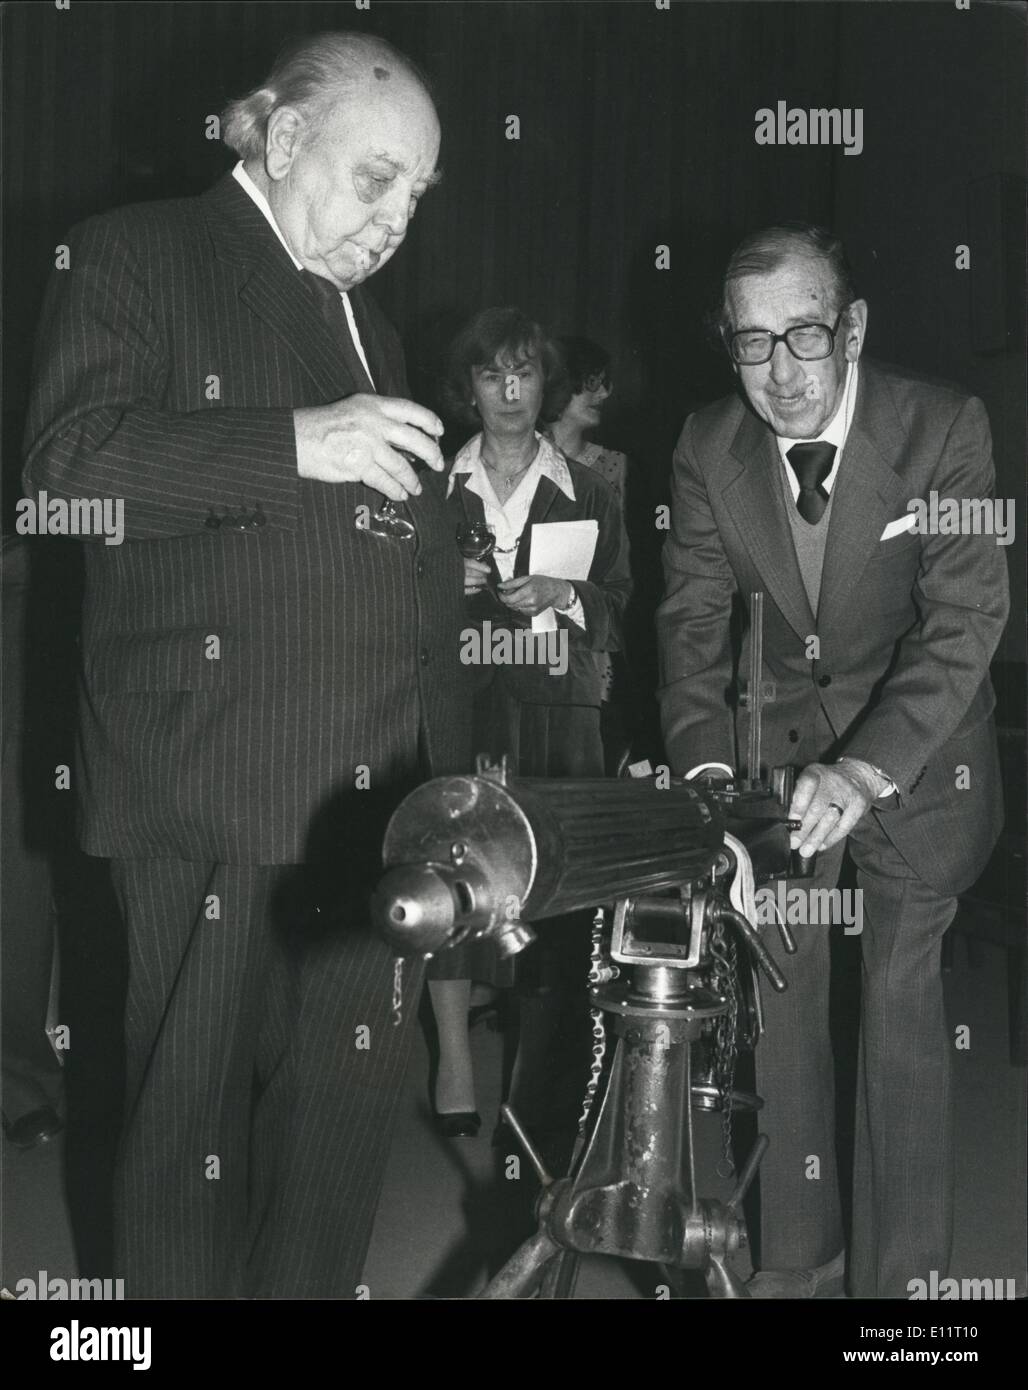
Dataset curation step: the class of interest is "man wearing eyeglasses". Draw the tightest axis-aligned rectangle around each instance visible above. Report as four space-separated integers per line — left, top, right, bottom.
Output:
22 33 467 1298
657 223 1008 1297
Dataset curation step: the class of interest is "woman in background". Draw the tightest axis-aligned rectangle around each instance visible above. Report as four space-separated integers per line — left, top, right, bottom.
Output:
550 337 634 770
550 337 627 505
427 308 630 1161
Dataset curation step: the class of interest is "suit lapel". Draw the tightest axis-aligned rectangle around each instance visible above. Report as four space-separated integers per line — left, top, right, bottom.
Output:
817 364 911 629
201 174 363 403
454 472 486 527
723 408 815 639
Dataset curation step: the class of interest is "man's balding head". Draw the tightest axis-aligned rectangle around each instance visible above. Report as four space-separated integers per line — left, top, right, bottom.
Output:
224 32 441 291
222 32 434 164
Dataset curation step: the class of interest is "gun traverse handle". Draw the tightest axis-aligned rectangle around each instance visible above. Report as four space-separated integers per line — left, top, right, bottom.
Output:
772 764 818 881
716 905 788 993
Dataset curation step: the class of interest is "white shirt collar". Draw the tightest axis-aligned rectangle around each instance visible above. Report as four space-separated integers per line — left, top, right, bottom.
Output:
232 161 303 270
446 432 576 502
776 360 859 497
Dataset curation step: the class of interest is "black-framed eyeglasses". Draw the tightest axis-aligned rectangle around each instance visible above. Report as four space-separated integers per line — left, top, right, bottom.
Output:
726 308 848 366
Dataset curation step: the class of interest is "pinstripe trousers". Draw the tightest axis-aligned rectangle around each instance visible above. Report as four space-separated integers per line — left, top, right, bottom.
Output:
753 822 958 1297
109 858 423 1299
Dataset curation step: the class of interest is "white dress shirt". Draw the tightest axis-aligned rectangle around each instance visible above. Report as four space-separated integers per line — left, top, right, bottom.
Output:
231 161 375 386
448 432 586 628
776 360 859 498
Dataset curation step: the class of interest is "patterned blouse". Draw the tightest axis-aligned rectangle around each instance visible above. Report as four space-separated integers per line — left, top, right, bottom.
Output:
568 442 629 701
575 443 627 508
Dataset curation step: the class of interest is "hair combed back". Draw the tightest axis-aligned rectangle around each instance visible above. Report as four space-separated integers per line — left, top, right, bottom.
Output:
443 307 570 427
221 31 431 162
720 221 857 332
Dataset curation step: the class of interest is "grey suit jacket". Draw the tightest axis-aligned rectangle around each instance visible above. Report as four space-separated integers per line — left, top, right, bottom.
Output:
657 358 1008 896
23 173 469 864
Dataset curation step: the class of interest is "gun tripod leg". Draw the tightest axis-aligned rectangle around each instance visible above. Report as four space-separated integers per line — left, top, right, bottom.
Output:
479 1228 564 1299
705 1253 749 1298
701 1132 769 1298
535 1249 580 1299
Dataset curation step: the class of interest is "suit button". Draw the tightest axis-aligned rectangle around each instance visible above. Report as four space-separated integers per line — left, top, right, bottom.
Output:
416 560 425 578
788 729 799 743
420 648 430 666
818 674 832 687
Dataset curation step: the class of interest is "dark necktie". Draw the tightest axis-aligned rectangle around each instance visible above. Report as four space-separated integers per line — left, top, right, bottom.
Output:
786 442 836 524
301 270 375 393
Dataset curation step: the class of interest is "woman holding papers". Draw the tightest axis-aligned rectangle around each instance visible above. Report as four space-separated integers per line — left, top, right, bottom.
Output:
425 307 631 1165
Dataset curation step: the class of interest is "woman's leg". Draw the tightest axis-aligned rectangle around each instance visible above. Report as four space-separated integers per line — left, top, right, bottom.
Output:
428 978 476 1114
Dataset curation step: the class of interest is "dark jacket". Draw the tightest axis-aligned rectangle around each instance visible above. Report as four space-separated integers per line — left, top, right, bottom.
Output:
449 451 632 707
22 172 468 864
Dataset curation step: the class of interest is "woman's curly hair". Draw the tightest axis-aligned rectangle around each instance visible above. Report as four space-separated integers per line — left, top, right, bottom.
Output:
441 307 570 429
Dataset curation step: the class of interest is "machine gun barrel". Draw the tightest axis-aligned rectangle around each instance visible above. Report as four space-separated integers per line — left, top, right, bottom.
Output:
371 766 726 958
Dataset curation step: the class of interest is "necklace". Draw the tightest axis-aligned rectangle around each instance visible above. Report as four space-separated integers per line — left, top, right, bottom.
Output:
491 465 531 494
483 454 533 494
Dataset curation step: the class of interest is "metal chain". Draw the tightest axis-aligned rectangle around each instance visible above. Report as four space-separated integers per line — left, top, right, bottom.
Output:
708 916 739 1176
577 907 618 1134
391 955 405 1028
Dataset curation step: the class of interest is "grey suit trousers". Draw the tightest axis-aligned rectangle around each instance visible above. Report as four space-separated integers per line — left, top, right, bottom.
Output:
754 817 957 1297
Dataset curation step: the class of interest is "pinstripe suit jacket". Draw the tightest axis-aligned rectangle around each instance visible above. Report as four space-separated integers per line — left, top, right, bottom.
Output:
23 173 469 865
657 359 1008 897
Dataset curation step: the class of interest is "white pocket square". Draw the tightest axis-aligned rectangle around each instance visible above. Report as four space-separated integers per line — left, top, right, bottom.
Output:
880 514 917 541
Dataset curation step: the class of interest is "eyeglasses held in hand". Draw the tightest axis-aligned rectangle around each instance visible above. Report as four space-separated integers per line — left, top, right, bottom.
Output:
455 522 496 561
365 450 423 542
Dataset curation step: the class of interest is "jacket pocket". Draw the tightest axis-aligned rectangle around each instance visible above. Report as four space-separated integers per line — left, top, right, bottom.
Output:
86 625 230 693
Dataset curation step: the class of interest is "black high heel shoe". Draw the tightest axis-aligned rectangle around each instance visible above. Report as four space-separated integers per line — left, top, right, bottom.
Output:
467 1000 502 1032
434 1110 482 1139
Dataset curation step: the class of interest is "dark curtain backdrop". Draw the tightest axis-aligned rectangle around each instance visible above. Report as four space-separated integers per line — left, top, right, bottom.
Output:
3 0 1025 672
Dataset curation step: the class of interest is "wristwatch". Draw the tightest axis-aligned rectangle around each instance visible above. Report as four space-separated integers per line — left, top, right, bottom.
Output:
555 583 578 613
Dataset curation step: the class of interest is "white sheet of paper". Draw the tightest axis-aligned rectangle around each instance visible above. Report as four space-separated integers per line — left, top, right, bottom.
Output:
528 520 598 632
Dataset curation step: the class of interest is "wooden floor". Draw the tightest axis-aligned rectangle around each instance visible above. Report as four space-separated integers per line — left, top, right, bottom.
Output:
362 935 1027 1298
3 939 1025 1301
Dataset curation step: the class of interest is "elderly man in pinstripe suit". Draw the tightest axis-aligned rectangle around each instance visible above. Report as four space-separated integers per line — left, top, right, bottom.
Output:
23 32 467 1298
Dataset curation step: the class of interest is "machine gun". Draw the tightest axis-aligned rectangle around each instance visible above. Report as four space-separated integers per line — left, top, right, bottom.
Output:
371 594 811 1298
